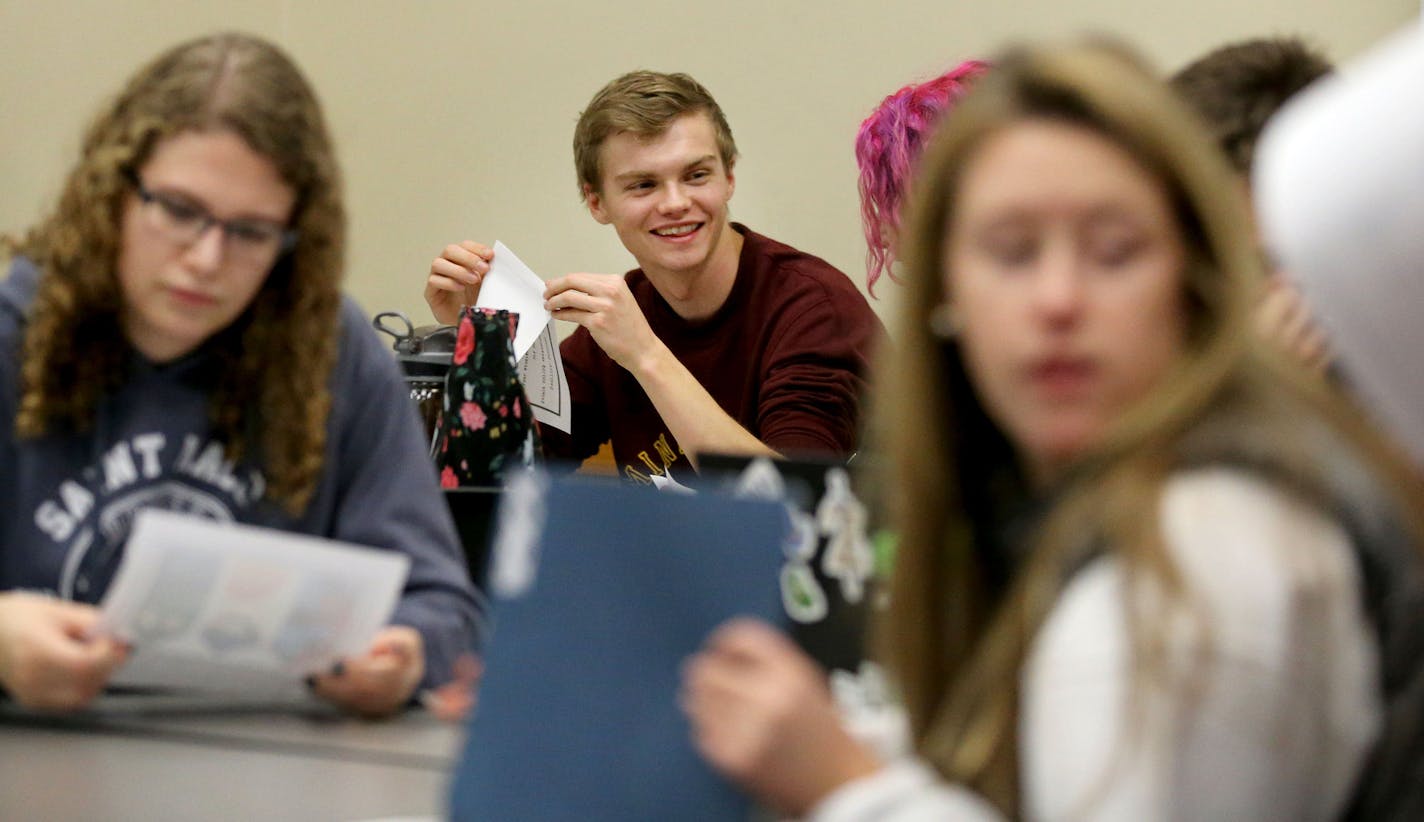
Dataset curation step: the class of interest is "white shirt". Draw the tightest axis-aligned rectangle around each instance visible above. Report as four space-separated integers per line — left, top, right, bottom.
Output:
811 469 1381 821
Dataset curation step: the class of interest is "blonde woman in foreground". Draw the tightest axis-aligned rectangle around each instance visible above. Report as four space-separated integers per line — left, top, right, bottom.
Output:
682 40 1424 820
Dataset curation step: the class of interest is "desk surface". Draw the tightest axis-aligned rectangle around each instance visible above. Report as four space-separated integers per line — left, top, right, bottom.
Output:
0 704 463 821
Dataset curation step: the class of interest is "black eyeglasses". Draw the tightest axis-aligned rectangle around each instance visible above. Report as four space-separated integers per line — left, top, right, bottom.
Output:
127 171 299 265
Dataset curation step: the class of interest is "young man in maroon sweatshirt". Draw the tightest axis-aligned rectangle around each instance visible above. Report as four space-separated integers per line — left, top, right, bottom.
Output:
425 71 882 484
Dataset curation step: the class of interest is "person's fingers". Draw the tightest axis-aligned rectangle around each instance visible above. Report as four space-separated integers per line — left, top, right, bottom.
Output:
687 653 768 706
455 240 494 262
682 652 731 704
426 257 485 324
452 653 482 682
441 242 494 272
542 275 575 300
1256 284 1333 374
37 603 122 671
330 642 411 687
421 651 481 722
431 256 483 289
427 244 489 306
682 650 795 750
544 272 622 300
1277 306 1331 372
312 654 387 691
309 664 400 711
424 683 476 722
21 636 125 711
311 629 423 716
44 601 99 638
309 673 360 706
78 636 129 682
425 275 468 302
1256 286 1293 337
688 714 740 767
705 617 794 663
680 673 747 763
62 641 124 708
1297 327 1333 372
370 626 413 653
544 287 606 315
1274 289 1309 340
368 626 423 673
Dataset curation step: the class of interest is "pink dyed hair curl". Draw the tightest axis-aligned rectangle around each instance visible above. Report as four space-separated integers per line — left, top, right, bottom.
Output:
856 60 990 295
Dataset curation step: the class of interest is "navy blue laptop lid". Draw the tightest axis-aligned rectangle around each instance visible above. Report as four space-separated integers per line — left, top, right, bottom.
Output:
447 475 789 821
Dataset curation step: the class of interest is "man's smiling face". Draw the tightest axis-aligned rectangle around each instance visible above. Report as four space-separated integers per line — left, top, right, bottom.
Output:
584 112 737 283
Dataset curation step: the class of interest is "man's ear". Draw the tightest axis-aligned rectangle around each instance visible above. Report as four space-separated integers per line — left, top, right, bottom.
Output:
724 162 736 202
584 184 612 225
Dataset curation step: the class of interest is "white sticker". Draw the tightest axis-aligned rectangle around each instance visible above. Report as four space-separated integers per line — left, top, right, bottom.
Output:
489 470 549 598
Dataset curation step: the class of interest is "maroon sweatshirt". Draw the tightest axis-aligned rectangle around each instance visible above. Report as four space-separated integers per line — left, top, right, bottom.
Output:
544 224 883 483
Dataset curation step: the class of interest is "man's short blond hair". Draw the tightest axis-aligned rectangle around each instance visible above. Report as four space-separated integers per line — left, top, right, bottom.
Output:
572 70 737 196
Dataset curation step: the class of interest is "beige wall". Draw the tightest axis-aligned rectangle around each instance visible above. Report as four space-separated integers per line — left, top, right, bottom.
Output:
2 1 1416 336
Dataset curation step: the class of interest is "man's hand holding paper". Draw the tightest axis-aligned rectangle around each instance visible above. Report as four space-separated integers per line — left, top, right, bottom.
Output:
426 241 493 326
543 272 660 372
467 241 573 434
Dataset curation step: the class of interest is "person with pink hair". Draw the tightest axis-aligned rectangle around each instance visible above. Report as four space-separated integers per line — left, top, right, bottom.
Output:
855 60 989 295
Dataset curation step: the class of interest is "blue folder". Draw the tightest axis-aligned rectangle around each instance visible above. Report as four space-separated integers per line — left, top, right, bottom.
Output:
448 475 790 821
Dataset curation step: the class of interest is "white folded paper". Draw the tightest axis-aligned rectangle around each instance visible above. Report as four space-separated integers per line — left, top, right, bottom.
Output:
475 241 572 434
475 241 551 362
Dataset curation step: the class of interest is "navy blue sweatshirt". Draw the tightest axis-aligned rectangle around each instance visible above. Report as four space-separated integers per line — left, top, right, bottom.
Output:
0 257 480 690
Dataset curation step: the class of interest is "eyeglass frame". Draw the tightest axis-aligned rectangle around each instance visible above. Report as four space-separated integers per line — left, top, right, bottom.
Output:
124 169 300 263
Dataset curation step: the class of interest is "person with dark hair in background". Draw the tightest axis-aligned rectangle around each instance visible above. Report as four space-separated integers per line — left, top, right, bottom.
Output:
1171 36 1336 373
424 71 883 483
0 33 479 716
1171 37 1333 176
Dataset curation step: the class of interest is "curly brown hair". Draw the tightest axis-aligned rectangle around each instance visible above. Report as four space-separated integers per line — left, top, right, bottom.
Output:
11 32 345 516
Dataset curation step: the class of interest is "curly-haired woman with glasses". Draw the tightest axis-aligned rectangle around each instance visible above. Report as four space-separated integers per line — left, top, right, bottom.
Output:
0 32 479 716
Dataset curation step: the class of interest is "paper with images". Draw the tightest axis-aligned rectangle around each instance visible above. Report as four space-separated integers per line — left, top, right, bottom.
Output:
96 509 409 696
475 241 572 434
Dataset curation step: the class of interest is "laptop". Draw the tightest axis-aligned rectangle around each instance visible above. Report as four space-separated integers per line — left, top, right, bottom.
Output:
691 454 877 675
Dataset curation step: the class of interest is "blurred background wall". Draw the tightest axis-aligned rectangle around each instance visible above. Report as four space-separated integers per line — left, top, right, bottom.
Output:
2 1 1416 335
